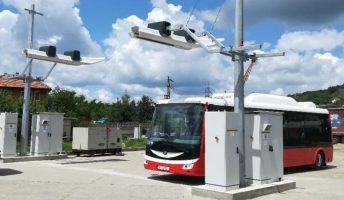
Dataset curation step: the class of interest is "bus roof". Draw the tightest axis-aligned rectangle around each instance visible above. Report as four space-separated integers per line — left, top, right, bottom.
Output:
157 93 328 114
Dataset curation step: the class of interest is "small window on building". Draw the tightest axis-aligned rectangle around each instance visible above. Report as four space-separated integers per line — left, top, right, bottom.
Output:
34 91 40 101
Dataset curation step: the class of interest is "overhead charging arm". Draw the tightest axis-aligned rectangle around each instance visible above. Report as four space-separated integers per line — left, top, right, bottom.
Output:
42 62 57 81
23 48 104 66
21 59 33 76
130 21 285 67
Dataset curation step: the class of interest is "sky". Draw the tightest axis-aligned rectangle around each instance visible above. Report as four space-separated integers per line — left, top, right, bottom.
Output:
0 0 344 103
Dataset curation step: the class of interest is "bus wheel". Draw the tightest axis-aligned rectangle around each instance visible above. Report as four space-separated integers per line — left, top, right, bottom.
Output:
314 152 324 169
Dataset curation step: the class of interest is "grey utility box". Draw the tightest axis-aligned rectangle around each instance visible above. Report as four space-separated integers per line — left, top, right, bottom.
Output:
205 112 240 191
107 127 122 150
245 111 283 185
72 127 107 150
72 126 122 155
30 112 64 156
0 112 18 157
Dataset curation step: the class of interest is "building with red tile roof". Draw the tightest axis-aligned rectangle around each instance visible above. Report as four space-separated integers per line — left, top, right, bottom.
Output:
0 73 51 101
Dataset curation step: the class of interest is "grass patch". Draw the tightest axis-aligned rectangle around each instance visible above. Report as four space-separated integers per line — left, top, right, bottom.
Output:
123 138 147 148
63 142 72 152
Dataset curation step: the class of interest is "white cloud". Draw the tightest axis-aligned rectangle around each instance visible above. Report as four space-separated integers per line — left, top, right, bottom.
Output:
276 29 344 52
1 0 344 104
246 29 344 95
95 89 115 103
0 9 18 29
102 0 233 100
0 0 104 92
269 88 285 96
37 35 62 46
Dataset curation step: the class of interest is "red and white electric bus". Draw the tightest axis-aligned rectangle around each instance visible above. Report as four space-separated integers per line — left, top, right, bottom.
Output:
144 93 333 176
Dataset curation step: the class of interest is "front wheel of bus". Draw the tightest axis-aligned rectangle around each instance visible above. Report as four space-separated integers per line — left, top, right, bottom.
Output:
314 152 324 169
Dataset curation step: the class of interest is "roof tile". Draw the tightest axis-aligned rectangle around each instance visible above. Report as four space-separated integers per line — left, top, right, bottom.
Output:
0 75 51 90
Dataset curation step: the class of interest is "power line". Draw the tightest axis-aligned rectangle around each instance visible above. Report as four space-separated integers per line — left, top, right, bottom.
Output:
210 5 223 33
185 0 200 27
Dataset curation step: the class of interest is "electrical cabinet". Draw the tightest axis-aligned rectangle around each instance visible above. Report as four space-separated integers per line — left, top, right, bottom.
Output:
245 111 283 185
72 126 122 155
107 127 122 150
205 112 240 191
0 113 18 157
72 127 107 150
30 112 64 156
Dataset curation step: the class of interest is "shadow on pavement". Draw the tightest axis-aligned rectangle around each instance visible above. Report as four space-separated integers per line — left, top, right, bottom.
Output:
148 174 204 186
0 168 23 176
284 165 336 175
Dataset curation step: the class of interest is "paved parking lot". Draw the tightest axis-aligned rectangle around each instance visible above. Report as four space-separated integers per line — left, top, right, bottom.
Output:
1 144 344 200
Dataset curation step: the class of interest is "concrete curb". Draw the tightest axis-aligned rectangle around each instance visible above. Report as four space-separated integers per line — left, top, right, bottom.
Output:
1 154 68 163
192 180 296 200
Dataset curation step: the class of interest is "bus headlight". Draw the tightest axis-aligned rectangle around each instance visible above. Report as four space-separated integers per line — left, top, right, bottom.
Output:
182 163 194 170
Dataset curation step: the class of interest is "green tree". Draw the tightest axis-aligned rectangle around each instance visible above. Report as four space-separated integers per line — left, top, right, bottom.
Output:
110 94 137 122
89 99 111 120
46 87 91 126
0 90 20 112
137 95 154 122
120 94 136 122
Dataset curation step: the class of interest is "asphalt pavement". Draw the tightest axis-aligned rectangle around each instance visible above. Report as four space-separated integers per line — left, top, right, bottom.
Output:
0 144 343 200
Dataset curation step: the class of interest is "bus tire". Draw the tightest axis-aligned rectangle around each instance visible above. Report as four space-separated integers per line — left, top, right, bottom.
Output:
314 152 324 169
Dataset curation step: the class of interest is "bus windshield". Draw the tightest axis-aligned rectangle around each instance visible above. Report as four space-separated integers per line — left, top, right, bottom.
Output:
149 104 204 145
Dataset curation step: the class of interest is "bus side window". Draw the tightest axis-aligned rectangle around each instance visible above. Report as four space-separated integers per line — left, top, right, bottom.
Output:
286 112 305 146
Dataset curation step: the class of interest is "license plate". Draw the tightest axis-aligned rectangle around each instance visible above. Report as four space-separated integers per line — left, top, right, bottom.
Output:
157 165 170 171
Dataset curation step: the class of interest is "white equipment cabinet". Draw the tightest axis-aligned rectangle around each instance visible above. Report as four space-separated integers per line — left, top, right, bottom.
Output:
72 127 107 151
0 113 18 157
30 112 64 156
72 126 122 156
245 111 283 185
107 127 122 150
205 112 240 191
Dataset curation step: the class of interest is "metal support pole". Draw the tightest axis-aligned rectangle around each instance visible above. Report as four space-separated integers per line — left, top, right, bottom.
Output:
234 0 246 187
20 4 43 155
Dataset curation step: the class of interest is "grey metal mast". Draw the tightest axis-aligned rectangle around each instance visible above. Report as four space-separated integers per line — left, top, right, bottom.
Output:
205 82 212 98
164 76 174 99
20 4 43 155
234 0 246 187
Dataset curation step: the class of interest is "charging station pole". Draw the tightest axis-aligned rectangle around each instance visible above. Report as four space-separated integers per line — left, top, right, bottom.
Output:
130 0 285 189
234 0 246 187
20 4 43 156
